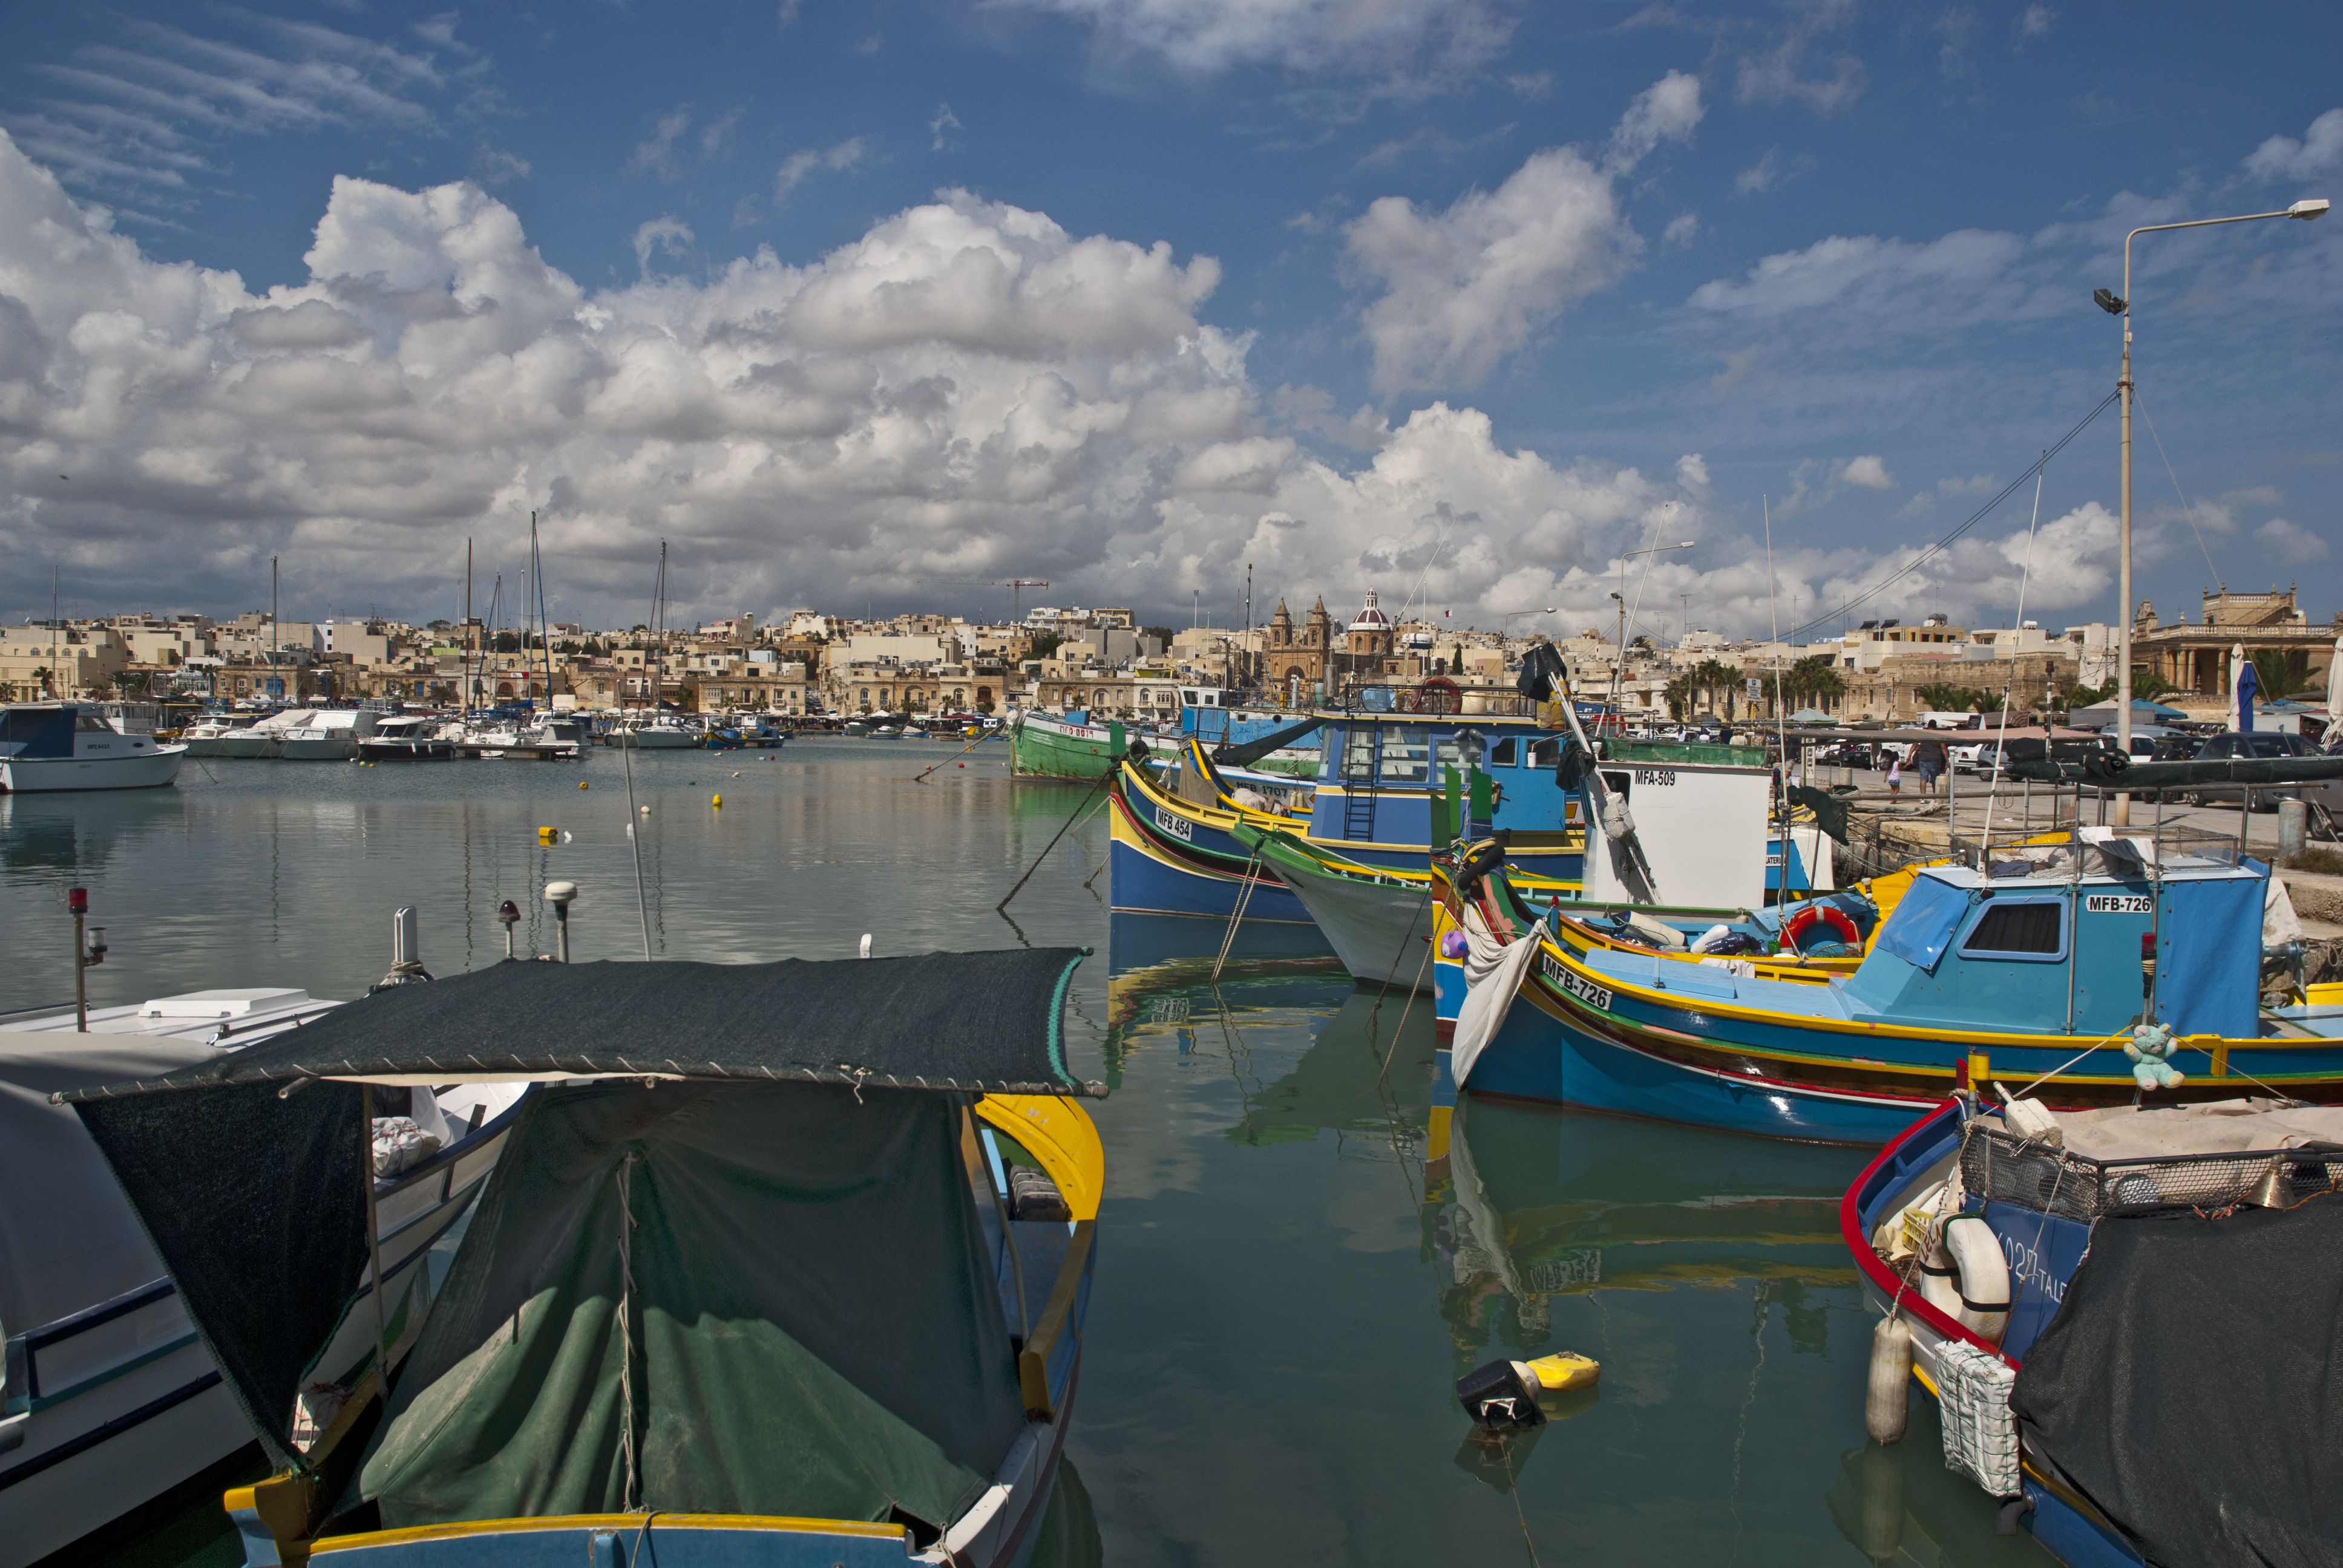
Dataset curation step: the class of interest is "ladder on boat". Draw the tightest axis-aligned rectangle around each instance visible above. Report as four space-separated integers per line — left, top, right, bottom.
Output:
1342 728 1378 841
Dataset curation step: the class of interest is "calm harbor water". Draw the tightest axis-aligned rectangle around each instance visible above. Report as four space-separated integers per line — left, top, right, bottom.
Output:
1 739 2042 1567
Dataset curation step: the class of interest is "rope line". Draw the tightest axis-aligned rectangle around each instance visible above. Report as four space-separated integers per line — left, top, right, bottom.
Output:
1785 391 2118 643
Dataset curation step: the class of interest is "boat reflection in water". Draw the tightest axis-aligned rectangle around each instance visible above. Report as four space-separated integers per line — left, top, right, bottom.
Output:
1425 1097 1858 1379
1824 1409 2045 1567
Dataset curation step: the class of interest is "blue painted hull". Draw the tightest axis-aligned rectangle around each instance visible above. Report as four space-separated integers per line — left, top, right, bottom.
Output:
1444 995 1933 1145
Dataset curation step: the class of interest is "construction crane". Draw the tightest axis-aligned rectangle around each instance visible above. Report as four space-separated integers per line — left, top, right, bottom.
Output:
935 578 1050 623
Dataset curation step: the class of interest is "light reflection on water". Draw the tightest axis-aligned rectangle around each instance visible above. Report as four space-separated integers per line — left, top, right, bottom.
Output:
2 740 2038 1566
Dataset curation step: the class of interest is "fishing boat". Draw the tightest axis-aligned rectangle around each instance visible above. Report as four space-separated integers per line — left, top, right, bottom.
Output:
0 702 186 792
357 716 457 762
0 983 523 1567
1432 822 2343 1143
1846 1088 2343 1565
64 948 1106 1568
1009 712 1130 779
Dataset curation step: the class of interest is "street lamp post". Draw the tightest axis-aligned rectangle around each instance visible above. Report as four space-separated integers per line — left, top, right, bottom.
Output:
2098 197 2327 823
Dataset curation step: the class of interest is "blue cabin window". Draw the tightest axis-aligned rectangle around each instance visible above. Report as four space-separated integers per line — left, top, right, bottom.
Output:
1960 899 2066 962
1433 733 1481 782
1490 737 1518 766
1380 730 1430 784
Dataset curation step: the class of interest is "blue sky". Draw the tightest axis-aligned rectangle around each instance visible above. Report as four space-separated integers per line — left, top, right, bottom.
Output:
0 1 2337 636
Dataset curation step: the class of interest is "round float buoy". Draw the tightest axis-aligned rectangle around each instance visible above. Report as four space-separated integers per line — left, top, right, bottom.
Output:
1783 903 1861 954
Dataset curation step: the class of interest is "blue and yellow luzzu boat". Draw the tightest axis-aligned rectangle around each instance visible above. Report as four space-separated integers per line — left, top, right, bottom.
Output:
63 949 1107 1568
1433 829 2343 1144
1109 688 1590 921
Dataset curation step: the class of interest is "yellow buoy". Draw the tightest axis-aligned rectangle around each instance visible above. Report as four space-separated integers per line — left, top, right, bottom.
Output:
1522 1352 1600 1394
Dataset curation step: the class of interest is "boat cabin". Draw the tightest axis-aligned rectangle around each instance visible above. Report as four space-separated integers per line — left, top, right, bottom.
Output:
1842 855 2264 1038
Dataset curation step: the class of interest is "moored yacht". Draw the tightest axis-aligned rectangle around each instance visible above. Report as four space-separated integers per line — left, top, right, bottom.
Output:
357 716 456 762
0 703 186 792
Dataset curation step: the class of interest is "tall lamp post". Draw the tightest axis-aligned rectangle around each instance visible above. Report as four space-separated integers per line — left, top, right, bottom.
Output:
2096 196 2328 823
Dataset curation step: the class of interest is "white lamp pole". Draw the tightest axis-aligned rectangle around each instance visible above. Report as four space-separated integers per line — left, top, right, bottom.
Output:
2104 197 2327 823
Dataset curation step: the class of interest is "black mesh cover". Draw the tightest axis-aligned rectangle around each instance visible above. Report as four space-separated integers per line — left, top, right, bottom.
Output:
76 1080 372 1468
2009 1198 2343 1567
61 948 1099 1101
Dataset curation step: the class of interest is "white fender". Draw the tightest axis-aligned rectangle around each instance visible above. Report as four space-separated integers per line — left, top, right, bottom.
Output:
1918 1214 2011 1345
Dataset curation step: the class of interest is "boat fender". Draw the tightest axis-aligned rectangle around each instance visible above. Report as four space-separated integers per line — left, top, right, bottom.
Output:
1919 1215 2011 1345
1522 1351 1599 1394
1865 1314 1912 1444
1783 903 1861 954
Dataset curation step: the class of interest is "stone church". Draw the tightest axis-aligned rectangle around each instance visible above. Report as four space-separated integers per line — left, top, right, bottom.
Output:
1262 589 1403 697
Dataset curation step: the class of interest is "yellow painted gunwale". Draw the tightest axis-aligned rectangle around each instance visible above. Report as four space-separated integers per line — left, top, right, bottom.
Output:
312 1513 904 1553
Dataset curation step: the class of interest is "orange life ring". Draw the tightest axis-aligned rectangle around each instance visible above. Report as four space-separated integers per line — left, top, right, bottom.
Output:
1783 903 1861 953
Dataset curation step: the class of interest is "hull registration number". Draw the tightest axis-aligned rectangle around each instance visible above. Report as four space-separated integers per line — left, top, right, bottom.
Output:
1541 954 1613 1012
2084 894 2154 914
1153 806 1194 843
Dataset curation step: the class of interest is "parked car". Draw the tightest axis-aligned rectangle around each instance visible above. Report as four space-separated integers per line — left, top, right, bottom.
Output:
2178 730 2324 811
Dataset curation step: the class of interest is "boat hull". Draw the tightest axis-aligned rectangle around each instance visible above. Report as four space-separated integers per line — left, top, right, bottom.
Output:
266 736 355 761
356 740 456 762
1107 791 1311 923
1010 716 1124 780
1260 844 1434 988
0 744 185 792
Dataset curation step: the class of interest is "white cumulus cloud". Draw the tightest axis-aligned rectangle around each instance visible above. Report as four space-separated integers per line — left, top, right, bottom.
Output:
2243 108 2343 185
1836 455 1894 490
1343 73 1700 393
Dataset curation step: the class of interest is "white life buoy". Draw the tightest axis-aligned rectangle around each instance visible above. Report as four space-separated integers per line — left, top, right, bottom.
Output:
1918 1214 2011 1345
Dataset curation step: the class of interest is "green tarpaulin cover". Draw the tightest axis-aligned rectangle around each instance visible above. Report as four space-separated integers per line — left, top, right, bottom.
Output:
357 1080 1025 1532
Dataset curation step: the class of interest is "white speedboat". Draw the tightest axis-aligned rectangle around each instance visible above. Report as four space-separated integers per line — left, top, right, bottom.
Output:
603 714 697 749
499 714 589 760
261 709 376 761
357 716 456 762
179 715 269 759
0 981 527 1566
0 704 186 792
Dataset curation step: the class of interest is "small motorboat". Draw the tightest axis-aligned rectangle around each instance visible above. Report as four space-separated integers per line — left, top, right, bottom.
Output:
2 964 525 1567
357 716 456 762
0 702 186 792
68 948 1107 1568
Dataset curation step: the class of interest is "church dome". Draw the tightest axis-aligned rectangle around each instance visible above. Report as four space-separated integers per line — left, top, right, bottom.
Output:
1348 589 1391 634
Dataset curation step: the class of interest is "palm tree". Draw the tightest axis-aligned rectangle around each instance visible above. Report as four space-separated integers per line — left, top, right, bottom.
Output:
2250 648 2315 699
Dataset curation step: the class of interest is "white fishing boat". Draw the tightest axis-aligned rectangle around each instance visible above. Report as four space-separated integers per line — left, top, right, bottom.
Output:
0 964 527 1567
0 704 186 792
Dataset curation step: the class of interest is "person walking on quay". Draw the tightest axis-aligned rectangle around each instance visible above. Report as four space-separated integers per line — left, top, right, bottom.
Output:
1913 739 1948 797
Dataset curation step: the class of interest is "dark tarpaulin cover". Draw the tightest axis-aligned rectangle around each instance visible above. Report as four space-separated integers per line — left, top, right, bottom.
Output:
74 1080 372 1469
357 1081 1024 1532
2010 1199 2343 1567
62 948 1099 1099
